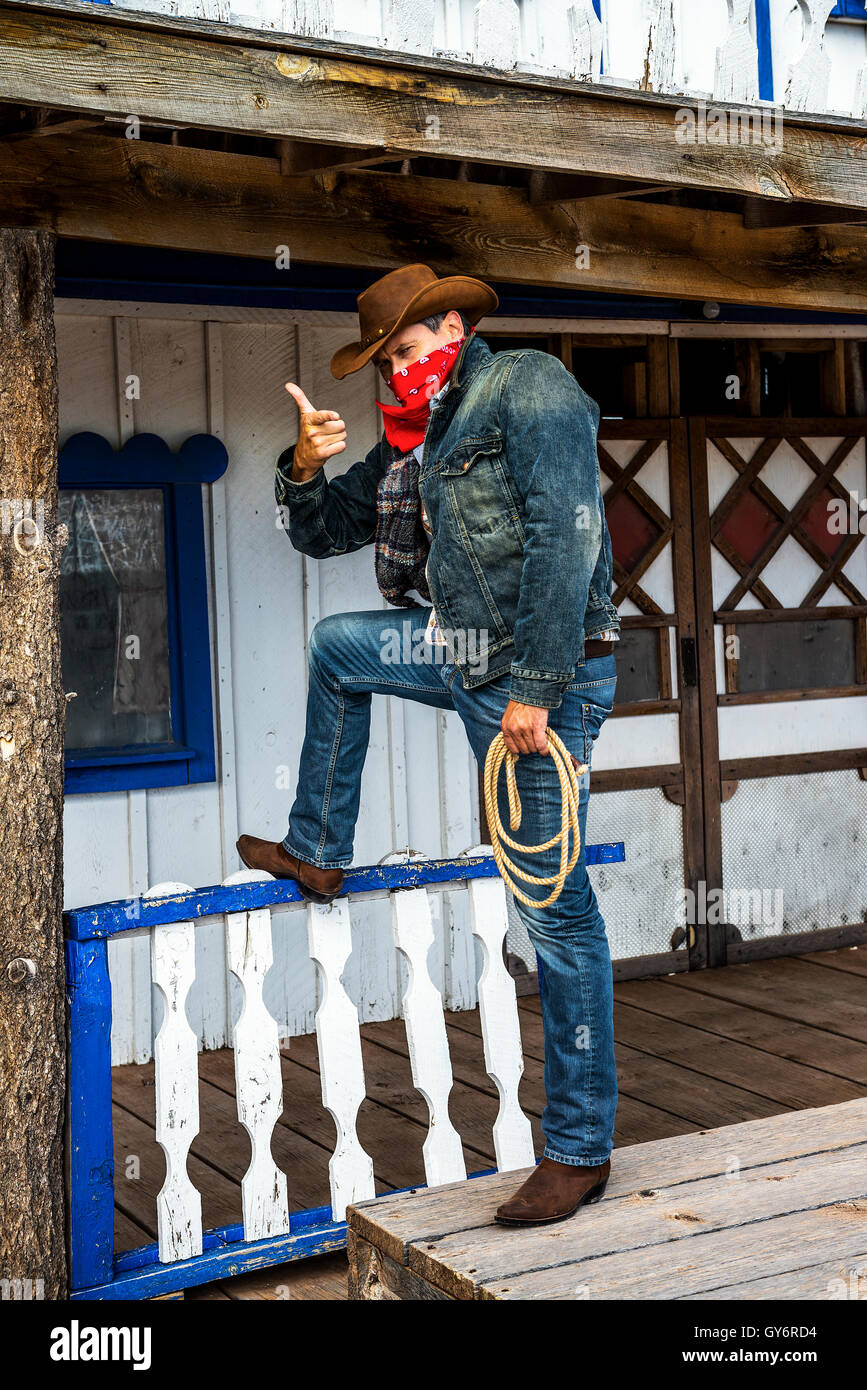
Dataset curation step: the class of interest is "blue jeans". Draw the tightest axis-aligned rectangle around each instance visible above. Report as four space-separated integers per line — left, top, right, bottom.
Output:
285 607 618 1166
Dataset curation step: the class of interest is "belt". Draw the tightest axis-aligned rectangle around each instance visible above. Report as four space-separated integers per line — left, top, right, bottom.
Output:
581 638 616 660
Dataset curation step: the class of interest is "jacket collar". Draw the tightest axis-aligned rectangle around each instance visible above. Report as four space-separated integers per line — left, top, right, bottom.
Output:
449 330 493 392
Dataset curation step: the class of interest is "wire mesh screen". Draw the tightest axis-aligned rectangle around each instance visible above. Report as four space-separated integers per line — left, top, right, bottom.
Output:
721 769 867 940
505 786 687 968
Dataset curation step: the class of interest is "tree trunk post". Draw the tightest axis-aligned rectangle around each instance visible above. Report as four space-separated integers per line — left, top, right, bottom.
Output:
0 228 67 1299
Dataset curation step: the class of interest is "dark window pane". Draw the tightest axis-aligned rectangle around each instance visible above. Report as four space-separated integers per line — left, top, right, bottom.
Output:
571 346 645 419
758 350 824 417
735 618 856 693
677 341 827 417
59 489 173 749
677 341 740 414
613 627 661 704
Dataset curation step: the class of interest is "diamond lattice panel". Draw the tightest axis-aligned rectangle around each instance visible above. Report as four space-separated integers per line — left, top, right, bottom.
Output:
708 432 867 611
600 439 673 617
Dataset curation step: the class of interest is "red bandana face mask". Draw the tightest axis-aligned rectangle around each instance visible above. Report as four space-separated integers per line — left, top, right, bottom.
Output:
376 330 471 452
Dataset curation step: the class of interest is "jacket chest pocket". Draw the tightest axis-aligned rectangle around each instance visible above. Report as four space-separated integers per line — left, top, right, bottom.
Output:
437 433 523 541
438 433 503 477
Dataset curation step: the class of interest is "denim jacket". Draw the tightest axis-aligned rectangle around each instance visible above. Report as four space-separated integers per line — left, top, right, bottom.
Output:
275 332 619 709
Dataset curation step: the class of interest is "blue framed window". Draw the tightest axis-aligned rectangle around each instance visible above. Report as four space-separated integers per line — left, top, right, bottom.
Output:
829 2 867 19
59 432 228 795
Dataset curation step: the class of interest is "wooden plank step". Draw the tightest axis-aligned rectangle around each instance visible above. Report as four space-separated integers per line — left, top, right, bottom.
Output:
684 1247 867 1301
483 1203 867 1300
346 1098 867 1300
433 1146 867 1302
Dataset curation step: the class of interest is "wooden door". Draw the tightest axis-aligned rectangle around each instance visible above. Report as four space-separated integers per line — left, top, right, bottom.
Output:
500 417 708 981
581 420 707 977
689 418 867 966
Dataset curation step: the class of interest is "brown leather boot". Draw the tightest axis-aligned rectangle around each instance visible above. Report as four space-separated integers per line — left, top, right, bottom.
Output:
236 835 344 904
494 1156 610 1226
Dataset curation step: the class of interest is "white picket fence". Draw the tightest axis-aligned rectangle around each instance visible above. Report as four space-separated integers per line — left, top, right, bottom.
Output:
109 0 867 119
144 865 534 1264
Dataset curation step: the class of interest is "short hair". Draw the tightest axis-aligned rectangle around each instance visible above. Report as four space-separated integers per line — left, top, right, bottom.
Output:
421 310 472 334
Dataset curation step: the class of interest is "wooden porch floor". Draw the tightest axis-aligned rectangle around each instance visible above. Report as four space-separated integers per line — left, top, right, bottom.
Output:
110 944 867 1300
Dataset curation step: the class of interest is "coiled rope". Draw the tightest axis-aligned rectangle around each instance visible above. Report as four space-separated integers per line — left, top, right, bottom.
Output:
483 727 587 909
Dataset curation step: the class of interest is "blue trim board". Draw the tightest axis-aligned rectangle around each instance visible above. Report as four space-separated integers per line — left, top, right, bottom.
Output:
172 481 217 785
60 433 226 795
59 431 228 484
65 741 195 768
754 0 774 103
63 758 201 795
66 937 115 1293
63 848 627 939
55 240 867 326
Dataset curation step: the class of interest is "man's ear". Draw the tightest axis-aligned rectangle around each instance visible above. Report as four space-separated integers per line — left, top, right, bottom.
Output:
444 309 465 339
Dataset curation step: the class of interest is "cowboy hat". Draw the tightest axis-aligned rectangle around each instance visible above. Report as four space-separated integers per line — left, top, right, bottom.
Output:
330 264 499 380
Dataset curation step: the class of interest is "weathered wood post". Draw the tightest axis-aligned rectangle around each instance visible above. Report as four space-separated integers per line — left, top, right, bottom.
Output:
0 228 67 1299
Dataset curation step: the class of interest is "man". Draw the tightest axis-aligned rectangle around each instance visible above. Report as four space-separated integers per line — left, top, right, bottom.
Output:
238 264 620 1225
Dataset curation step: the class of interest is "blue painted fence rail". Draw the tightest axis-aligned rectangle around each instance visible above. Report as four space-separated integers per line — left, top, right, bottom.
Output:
65 844 625 939
64 846 625 1299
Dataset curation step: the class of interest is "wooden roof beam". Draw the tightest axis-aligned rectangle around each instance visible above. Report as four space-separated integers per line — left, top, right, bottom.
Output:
2 1 867 213
3 135 867 316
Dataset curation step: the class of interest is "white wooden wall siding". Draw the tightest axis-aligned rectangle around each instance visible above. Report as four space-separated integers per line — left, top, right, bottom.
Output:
390 889 467 1186
467 876 535 1171
306 899 377 1220
147 882 204 1263
224 869 292 1240
109 0 867 116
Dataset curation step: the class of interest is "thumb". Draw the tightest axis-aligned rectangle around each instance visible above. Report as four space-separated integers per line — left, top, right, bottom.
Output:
285 381 316 414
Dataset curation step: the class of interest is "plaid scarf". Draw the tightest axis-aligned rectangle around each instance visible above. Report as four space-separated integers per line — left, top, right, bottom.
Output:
374 449 432 607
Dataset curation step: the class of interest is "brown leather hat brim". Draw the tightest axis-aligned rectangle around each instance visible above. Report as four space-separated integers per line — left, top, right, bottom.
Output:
330 275 499 380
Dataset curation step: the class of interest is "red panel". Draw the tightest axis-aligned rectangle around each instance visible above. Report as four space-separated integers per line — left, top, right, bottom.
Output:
605 492 660 573
800 488 850 558
717 491 777 566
